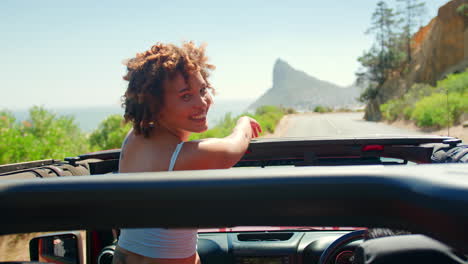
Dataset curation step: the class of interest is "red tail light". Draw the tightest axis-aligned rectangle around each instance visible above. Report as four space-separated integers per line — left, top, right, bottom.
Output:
362 145 384 151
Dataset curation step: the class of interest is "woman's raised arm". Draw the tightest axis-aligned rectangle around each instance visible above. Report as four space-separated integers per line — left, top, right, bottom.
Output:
181 116 262 170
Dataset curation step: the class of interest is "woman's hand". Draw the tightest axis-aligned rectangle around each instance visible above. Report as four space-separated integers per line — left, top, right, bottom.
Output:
237 116 263 138
179 116 263 170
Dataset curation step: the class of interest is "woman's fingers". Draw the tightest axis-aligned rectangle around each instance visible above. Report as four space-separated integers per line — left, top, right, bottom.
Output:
249 119 262 138
254 122 263 136
249 120 257 138
238 116 263 138
252 124 258 138
255 125 261 137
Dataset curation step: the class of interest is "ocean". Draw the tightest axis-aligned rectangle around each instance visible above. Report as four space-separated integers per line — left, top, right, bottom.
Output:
11 99 254 132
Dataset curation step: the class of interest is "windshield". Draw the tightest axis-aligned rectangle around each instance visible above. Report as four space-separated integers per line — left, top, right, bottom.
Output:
1 0 466 262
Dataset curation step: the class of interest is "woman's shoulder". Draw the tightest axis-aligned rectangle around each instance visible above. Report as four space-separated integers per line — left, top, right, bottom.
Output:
174 138 242 170
120 136 177 173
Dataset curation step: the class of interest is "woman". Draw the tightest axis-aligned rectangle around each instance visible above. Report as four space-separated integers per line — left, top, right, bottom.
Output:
112 42 262 264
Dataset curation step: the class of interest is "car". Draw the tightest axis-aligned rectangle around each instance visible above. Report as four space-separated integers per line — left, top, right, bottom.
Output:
1 136 467 264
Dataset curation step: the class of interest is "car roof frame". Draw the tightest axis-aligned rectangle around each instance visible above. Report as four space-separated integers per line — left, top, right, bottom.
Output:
1 163 467 251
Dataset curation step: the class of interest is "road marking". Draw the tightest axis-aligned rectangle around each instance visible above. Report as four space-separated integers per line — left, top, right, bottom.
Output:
325 117 342 135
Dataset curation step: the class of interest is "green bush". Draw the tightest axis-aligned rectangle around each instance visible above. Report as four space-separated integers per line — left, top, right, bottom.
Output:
436 69 468 94
313 105 332 113
411 92 468 127
381 83 436 122
89 114 132 151
0 110 16 128
284 107 297 114
403 106 413 120
380 69 468 126
253 105 286 133
255 105 278 116
380 99 405 121
0 106 90 165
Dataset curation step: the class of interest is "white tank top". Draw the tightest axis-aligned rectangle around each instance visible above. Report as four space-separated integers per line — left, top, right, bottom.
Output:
118 141 198 258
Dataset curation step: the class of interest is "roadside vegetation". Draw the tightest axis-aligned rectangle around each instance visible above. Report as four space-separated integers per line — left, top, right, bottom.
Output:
356 0 426 104
310 106 362 113
357 0 467 128
313 106 333 113
189 105 295 140
380 69 468 127
0 105 293 165
0 106 89 165
88 114 132 151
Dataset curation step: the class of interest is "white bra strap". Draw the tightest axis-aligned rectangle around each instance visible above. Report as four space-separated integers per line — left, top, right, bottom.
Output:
168 142 184 171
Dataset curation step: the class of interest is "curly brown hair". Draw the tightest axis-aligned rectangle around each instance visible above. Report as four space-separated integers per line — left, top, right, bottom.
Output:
122 41 215 137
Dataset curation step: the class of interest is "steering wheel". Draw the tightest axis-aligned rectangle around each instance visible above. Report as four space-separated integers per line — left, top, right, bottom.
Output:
318 229 367 264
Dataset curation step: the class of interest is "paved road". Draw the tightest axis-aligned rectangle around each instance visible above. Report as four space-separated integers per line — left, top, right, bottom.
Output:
282 112 423 137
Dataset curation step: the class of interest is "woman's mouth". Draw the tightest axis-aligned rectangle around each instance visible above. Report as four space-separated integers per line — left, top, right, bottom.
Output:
189 113 207 122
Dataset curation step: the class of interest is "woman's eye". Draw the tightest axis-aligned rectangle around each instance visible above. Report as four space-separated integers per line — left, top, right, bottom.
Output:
182 94 192 101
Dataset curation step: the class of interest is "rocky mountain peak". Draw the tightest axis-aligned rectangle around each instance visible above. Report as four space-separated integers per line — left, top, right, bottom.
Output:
273 58 295 87
248 59 362 111
273 58 292 72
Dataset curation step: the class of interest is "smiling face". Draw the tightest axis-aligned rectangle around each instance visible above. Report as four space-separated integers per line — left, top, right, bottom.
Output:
157 71 213 139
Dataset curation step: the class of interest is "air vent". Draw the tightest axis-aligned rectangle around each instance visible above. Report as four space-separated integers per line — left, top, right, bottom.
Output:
237 232 294 241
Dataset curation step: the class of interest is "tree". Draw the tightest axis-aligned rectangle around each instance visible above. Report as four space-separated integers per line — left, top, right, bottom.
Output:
0 110 22 164
0 106 90 165
356 1 403 102
396 0 427 64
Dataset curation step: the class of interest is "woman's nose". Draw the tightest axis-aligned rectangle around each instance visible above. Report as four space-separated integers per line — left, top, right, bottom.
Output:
205 93 213 108
195 94 209 109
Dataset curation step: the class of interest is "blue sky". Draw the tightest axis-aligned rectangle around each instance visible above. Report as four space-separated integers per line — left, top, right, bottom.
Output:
0 0 448 109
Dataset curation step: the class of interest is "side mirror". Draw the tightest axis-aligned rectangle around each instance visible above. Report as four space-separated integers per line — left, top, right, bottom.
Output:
29 231 84 264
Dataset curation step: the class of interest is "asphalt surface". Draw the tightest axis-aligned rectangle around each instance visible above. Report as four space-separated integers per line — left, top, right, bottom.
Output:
282 112 423 138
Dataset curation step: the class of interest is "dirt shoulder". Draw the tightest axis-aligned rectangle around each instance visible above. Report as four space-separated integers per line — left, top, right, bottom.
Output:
384 119 467 143
0 232 46 261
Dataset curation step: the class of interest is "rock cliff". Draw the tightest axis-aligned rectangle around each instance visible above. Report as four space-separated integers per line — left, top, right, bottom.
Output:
248 59 361 111
365 0 468 121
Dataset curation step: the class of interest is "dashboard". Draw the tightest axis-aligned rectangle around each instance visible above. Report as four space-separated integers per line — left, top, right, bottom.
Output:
92 229 360 264
196 231 361 264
